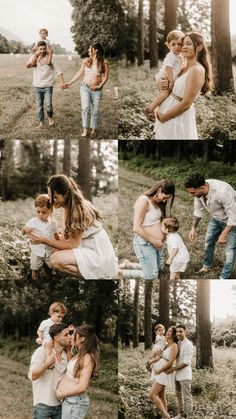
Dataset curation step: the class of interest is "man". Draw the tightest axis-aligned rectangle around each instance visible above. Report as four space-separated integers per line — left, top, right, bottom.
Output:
28 323 71 419
168 324 194 419
185 172 236 279
26 41 65 128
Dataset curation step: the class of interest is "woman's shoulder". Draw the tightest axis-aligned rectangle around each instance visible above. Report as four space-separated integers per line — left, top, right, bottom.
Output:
189 63 205 77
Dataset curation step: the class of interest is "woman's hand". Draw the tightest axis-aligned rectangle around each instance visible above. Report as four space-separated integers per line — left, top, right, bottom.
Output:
29 233 46 245
155 111 166 123
150 238 163 249
156 76 169 90
55 388 65 400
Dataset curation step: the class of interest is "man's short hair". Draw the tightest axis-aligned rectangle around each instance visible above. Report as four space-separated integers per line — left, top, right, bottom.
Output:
37 41 47 47
49 323 67 339
176 324 186 331
184 173 205 189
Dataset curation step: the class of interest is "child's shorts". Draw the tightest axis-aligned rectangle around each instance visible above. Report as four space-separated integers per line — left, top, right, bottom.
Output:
170 261 188 273
30 253 51 270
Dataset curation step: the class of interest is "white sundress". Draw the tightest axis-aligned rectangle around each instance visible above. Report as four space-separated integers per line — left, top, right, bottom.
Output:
72 222 117 279
154 70 199 140
151 345 175 391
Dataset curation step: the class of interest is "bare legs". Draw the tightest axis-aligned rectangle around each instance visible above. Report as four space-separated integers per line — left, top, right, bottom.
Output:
50 250 84 278
149 382 170 418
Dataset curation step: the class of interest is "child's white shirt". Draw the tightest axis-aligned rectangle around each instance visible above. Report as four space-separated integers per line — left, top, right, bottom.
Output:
25 217 58 257
155 51 183 81
167 232 190 263
153 335 166 351
33 38 51 48
38 318 55 342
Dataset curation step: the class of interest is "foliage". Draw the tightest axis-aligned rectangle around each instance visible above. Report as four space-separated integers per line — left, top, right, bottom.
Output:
0 33 28 54
70 0 118 56
212 317 236 348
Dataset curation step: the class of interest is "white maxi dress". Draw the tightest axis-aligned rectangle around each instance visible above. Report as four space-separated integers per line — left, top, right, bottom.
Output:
72 222 117 279
154 70 198 140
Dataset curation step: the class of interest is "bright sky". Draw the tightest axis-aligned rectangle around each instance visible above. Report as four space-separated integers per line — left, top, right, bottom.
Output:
230 0 236 35
0 0 75 51
210 280 236 321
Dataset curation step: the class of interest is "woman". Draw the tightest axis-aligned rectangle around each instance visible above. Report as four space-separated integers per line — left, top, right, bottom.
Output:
64 43 109 138
149 326 178 419
30 174 117 279
120 180 175 280
56 324 99 419
154 32 213 139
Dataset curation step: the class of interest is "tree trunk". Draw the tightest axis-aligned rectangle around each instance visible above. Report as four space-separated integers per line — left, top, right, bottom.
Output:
211 0 235 94
196 280 214 369
53 139 59 174
158 279 169 328
202 142 209 166
137 0 144 66
149 0 158 68
133 279 140 348
144 281 153 349
63 139 71 176
164 0 177 49
78 140 92 201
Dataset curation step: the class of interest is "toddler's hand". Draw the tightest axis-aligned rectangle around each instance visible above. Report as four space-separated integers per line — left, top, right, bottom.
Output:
166 258 172 265
22 226 33 235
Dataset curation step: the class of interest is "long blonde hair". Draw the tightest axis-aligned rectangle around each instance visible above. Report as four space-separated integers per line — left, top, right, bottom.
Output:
47 175 102 238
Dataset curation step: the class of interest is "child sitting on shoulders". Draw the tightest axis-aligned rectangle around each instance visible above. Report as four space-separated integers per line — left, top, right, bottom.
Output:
31 28 53 66
161 217 190 281
22 194 59 279
145 30 184 119
36 302 67 360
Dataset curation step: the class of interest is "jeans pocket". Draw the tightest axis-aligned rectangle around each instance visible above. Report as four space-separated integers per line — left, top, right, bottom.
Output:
64 396 78 404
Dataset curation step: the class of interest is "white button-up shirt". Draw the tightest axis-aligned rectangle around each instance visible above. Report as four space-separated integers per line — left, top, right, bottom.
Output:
29 56 63 87
193 179 236 226
28 346 67 406
26 217 58 257
175 337 194 381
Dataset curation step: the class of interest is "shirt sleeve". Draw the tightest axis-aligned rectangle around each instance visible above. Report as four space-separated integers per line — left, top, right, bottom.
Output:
38 319 47 332
163 52 176 68
193 197 204 219
218 189 236 226
181 342 194 366
28 348 46 380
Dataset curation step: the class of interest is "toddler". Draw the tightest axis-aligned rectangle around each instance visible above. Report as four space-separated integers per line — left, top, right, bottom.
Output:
147 324 166 378
161 217 190 281
146 30 184 118
31 28 53 66
36 302 67 359
22 194 59 279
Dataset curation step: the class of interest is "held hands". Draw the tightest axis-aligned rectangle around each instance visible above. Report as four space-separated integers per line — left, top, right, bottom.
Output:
61 82 71 89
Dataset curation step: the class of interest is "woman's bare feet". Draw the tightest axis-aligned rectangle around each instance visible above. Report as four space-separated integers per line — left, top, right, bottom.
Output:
81 129 89 137
48 117 55 127
119 259 134 269
90 129 98 138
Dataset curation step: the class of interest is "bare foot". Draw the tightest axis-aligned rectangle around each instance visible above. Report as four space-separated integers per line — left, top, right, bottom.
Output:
32 270 39 279
119 259 134 269
81 130 89 137
37 122 44 129
48 118 55 127
197 266 210 274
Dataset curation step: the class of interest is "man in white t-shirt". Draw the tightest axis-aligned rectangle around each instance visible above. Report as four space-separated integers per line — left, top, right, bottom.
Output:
167 324 194 419
28 323 71 419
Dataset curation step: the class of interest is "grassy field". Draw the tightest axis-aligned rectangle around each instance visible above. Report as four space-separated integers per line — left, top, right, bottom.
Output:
0 54 118 140
118 164 236 280
119 344 236 418
0 193 118 280
118 60 236 140
0 343 117 419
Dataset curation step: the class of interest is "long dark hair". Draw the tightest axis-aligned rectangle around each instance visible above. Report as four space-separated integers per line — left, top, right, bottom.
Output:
86 42 105 73
143 179 175 218
183 31 213 95
168 325 178 344
73 324 100 379
47 175 102 238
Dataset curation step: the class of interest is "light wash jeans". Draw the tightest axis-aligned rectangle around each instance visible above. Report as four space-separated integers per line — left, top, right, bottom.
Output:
62 394 90 419
33 403 61 419
132 234 164 280
34 86 53 123
203 217 236 279
80 82 103 129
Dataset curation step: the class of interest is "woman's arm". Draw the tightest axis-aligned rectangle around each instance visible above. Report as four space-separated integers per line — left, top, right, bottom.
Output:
156 67 205 123
99 61 109 89
56 355 93 399
133 199 162 248
29 230 83 250
154 344 178 375
67 63 85 86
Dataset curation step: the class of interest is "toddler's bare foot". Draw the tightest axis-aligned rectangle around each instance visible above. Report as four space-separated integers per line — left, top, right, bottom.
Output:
32 270 39 279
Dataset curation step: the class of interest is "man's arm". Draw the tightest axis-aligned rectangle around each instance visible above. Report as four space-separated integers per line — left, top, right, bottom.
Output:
189 216 201 242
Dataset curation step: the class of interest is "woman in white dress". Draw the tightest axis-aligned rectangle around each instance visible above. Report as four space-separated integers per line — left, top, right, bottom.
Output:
30 174 117 279
149 326 178 419
154 32 213 140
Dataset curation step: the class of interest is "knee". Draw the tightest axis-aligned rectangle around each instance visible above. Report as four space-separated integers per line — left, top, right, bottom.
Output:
149 389 156 401
50 253 61 270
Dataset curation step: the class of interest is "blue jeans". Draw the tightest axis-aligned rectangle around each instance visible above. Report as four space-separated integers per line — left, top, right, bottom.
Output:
203 217 236 279
62 394 90 419
34 86 53 123
80 82 103 129
133 234 164 280
33 403 61 419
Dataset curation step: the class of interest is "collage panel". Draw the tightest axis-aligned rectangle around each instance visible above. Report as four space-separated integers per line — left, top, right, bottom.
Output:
0 278 118 419
119 279 236 419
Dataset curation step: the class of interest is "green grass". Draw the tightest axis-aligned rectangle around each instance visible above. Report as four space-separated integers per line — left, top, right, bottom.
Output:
118 161 236 279
0 343 117 419
0 54 118 140
0 193 118 280
118 60 236 140
119 344 236 418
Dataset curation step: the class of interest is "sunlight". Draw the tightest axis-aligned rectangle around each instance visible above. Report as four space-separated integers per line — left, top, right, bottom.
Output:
230 0 236 34
210 280 236 321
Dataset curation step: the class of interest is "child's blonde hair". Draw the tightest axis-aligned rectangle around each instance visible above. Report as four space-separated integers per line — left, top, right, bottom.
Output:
155 323 165 332
48 302 67 316
166 30 184 45
34 194 51 209
39 28 48 36
163 217 179 233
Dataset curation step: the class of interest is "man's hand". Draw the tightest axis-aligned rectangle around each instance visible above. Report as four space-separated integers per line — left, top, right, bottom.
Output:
166 367 175 374
55 388 64 400
45 354 56 369
217 233 227 245
189 226 196 242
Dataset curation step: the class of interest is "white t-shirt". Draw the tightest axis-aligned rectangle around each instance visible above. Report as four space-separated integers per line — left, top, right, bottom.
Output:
25 217 58 257
28 346 67 406
28 57 63 87
153 335 166 351
38 318 55 342
167 232 190 264
175 337 194 381
155 51 183 81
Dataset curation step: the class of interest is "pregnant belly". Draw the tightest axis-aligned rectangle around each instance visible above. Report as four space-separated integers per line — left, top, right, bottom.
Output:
83 75 102 87
57 373 80 395
143 223 164 243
